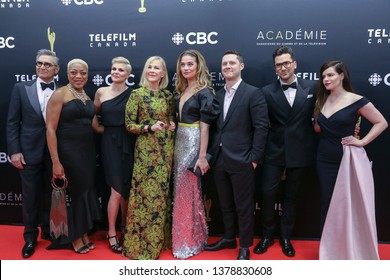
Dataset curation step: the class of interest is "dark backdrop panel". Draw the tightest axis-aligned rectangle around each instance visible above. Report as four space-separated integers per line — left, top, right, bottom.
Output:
1 0 389 241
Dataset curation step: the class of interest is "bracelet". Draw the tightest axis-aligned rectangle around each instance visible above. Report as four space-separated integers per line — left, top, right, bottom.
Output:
148 125 152 132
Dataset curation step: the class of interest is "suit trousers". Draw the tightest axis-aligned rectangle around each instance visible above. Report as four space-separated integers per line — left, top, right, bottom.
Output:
19 160 52 242
260 163 307 239
212 151 255 248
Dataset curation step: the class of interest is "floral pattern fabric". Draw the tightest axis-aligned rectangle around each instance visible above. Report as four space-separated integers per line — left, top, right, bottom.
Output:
122 87 175 260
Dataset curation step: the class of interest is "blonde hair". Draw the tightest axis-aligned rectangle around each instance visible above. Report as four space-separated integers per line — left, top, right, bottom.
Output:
112 56 132 73
139 56 169 90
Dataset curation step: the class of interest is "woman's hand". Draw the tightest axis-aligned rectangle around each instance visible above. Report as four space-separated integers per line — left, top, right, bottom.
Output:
52 161 65 179
194 156 210 176
341 135 365 147
167 121 176 132
151 121 166 132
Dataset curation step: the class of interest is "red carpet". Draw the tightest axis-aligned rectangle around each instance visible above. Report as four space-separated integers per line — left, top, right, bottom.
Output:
1 225 390 260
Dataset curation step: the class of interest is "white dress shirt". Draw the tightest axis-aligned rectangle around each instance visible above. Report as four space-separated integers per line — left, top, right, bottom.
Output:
223 79 242 120
36 77 56 121
281 78 297 107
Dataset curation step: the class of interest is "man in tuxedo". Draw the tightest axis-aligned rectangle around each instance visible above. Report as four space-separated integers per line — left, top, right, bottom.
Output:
205 50 269 260
253 46 317 257
7 49 60 258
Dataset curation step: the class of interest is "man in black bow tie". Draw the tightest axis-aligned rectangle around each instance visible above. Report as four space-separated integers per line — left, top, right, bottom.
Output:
41 82 55 91
254 46 317 257
7 49 60 258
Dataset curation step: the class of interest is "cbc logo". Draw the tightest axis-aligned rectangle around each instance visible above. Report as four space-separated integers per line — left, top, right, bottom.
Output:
92 74 135 87
0 37 15 49
368 73 390 87
0 152 11 164
172 32 218 45
61 0 104 6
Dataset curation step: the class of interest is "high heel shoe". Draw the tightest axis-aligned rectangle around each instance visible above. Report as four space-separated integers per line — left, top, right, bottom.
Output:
72 239 90 254
82 234 95 250
107 235 122 254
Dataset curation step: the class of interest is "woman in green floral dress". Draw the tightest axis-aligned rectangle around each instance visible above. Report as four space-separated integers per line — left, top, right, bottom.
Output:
122 56 176 260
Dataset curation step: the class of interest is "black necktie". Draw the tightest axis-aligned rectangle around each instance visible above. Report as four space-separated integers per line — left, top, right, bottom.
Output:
282 82 296 91
41 82 55 91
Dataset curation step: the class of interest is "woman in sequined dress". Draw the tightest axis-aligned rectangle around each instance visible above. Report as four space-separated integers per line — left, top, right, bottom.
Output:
122 56 176 260
172 50 220 259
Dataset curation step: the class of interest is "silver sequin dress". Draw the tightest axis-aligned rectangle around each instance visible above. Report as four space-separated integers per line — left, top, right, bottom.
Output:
172 88 220 259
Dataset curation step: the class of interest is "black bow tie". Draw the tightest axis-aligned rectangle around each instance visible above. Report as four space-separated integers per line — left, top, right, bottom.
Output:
282 82 297 91
41 82 55 91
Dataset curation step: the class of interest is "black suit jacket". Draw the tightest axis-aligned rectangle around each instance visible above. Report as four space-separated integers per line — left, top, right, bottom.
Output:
262 78 317 168
7 80 59 164
208 81 269 167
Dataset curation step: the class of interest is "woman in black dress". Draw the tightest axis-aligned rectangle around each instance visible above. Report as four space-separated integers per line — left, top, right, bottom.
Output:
94 57 135 253
314 60 387 259
46 59 102 254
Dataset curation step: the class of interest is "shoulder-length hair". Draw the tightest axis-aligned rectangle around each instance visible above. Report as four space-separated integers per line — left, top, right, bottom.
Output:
139 56 169 90
314 60 354 120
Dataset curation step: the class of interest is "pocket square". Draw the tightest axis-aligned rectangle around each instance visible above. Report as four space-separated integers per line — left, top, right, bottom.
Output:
187 153 212 177
307 94 313 99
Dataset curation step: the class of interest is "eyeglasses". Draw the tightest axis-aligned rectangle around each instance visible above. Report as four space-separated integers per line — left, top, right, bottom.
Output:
36 61 55 68
275 61 294 70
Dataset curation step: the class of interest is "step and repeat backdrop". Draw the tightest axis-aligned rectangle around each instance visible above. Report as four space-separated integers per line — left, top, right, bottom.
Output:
1 0 389 241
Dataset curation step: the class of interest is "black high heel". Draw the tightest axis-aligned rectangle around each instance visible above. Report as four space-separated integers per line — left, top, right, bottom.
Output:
107 235 122 254
72 239 90 254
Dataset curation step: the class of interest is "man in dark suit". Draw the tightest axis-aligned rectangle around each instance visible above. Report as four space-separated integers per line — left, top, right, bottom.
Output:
253 46 316 257
7 49 60 258
205 50 269 260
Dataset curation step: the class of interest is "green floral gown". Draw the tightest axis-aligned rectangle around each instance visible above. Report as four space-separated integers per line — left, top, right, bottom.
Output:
122 87 175 260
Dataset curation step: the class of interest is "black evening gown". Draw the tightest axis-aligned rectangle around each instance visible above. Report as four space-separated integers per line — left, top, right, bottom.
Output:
54 99 101 245
316 97 369 228
100 88 134 199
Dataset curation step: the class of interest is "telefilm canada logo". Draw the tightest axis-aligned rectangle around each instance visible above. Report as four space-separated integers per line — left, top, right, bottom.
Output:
368 73 390 87
256 28 327 46
14 74 59 83
296 72 320 81
61 0 104 6
89 32 137 48
367 28 390 44
171 32 218 45
0 0 30 9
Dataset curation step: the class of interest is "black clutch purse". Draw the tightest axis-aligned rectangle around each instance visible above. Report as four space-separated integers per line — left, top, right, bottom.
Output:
187 153 213 177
